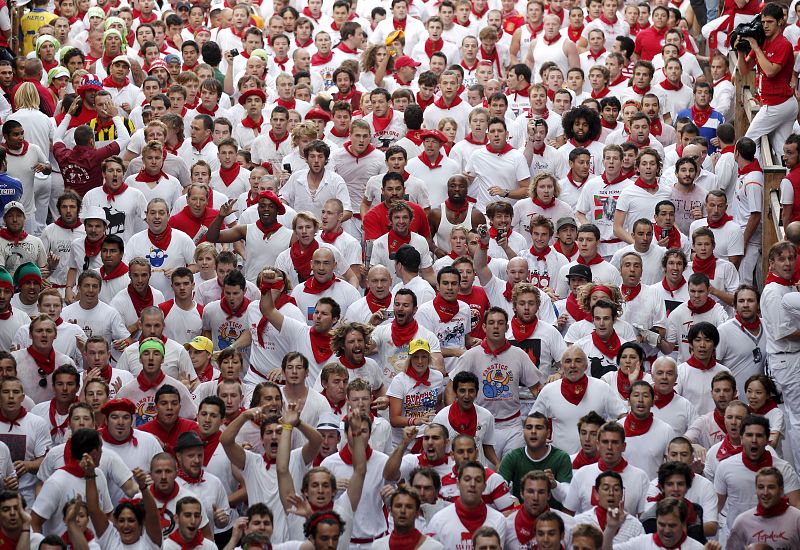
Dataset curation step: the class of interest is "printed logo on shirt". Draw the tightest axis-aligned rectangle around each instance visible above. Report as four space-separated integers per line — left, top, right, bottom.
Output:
217 321 245 350
135 398 157 426
103 206 127 236
146 247 169 268
593 194 618 221
481 363 514 399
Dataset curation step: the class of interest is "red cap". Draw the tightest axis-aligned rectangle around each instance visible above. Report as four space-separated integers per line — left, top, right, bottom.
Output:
100 398 136 417
257 190 287 214
394 55 421 70
420 129 448 143
238 88 267 105
305 107 332 122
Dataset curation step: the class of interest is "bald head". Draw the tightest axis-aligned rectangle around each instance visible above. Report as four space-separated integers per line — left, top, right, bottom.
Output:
785 221 800 246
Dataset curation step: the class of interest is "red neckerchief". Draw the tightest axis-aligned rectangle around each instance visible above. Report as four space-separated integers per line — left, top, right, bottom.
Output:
387 229 412 255
136 369 165 391
742 450 773 472
736 313 761 332
756 496 789 518
634 176 659 191
598 13 617 26
448 403 477 436
692 254 717 280
433 95 463 110
565 293 588 321
529 244 551 262
616 369 645 400
433 294 460 322
82 236 103 261
542 33 560 45
691 104 713 128
568 24 584 42
716 435 741 460
218 162 243 186
135 169 167 184
268 132 289 154
591 330 621 360
598 457 628 473
167 528 204 549
561 375 589 405
165 140 183 156
392 16 407 30
340 443 373 465
221 296 250 321
27 346 55 376
687 354 716 371
514 505 543 544
49 397 77 437
565 170 587 190
765 271 794 286
620 282 642 303
711 407 725 436
511 316 538 341
391 319 418 347
416 91 435 110
502 281 515 303
479 44 501 74
344 141 377 160
653 224 681 250
707 213 734 229
532 196 555 209
388 528 423 550
661 277 686 298
418 451 449 467
3 141 29 157
336 41 358 54
751 399 778 415
631 84 650 96
320 227 343 244
311 50 334 65
738 159 762 177
100 261 128 281
0 407 26 431
309 328 333 364
0 227 27 245
177 467 205 484
623 412 654 437
365 290 391 313
592 86 611 99
572 449 598 469
303 275 336 294
577 253 604 266
255 220 283 241
601 118 617 129
148 227 172 250
290 239 319 281
688 298 715 315
445 198 470 216
405 129 424 145
460 58 479 73
339 356 365 373
650 117 664 136
97 426 139 447
102 75 130 89
424 38 444 58
532 142 546 155
321 389 346 414
405 363 431 388
660 78 683 92
454 497 488 534
481 338 511 356
554 241 578 262
127 285 154 317
651 389 675 409
371 109 394 133
0 303 11 321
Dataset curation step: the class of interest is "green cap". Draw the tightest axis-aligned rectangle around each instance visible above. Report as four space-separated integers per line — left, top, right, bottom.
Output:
139 337 165 357
0 267 12 292
13 262 41 287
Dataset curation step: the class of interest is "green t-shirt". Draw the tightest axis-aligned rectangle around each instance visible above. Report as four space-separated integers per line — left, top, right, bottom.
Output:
498 445 573 505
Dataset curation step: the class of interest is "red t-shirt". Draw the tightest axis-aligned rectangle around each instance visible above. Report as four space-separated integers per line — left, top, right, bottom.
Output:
633 26 667 61
459 286 490 339
139 417 200 453
752 34 794 105
362 200 431 241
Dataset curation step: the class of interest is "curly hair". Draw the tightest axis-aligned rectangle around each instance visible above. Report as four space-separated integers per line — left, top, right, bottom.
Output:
561 105 602 142
576 283 623 315
330 322 374 357
528 172 561 200
361 43 394 73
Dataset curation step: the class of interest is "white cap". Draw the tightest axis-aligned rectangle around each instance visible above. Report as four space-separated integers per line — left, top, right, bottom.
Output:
3 201 24 216
316 412 343 433
82 207 109 225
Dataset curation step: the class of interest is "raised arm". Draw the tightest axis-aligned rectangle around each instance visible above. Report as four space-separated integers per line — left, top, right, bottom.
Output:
383 426 418 482
344 412 368 512
473 224 493 286
81 454 108 537
206 198 248 244
276 403 299 513
221 406 264 470
259 270 286 333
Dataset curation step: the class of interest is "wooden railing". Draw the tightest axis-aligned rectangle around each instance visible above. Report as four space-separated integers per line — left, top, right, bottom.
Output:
733 54 786 281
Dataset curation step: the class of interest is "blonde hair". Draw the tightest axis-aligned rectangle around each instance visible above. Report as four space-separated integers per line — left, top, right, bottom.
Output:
437 117 458 134
14 82 40 110
529 172 561 200
291 121 319 147
194 242 218 262
292 211 320 231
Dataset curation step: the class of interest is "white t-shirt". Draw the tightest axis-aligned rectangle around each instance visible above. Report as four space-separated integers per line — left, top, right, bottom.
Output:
432 403 495 466
615 182 673 233
386 369 445 447
369 322 442 384
33 468 113 535
564 460 650 516
426 502 506 548
666 301 730 362
676 360 731 416
416 299 472 372
616 415 675 479
290 278 362 326
122 229 197 300
465 147 530 213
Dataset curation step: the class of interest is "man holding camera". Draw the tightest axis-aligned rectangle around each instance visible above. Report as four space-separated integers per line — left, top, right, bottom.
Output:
737 3 797 156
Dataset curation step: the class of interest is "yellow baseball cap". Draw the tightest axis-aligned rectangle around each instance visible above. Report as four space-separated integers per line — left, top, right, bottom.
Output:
184 336 213 354
408 338 431 355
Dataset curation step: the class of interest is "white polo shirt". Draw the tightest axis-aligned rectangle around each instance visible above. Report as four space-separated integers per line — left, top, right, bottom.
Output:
564 460 650 516
280 168 352 220
716 317 767 392
250 131 293 168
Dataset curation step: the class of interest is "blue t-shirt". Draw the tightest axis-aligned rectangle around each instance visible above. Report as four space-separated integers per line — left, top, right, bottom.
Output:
676 108 725 153
0 172 22 212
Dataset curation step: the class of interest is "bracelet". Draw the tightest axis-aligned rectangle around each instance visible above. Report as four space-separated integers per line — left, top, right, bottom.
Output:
407 417 415 426
281 423 294 432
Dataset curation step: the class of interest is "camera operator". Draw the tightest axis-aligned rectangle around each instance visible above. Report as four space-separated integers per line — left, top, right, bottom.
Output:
737 2 797 156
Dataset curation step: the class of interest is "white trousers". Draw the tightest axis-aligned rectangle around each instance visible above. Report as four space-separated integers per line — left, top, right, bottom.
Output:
744 96 799 161
769 352 800 468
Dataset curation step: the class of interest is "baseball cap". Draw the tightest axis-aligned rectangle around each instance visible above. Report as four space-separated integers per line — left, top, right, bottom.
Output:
147 59 168 73
394 55 420 70
110 55 131 67
176 1 191 10
555 216 578 232
77 73 103 94
164 54 181 65
565 264 592 281
185 336 213 354
408 338 431 355
3 202 23 216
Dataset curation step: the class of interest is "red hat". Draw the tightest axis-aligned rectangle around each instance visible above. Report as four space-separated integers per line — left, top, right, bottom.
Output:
238 88 267 105
77 73 103 94
421 129 448 143
394 55 421 70
147 59 168 73
257 190 286 215
100 398 136 416
305 107 332 122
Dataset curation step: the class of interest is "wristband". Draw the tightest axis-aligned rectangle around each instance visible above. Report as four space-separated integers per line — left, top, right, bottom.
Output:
281 423 294 432
407 417 415 426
